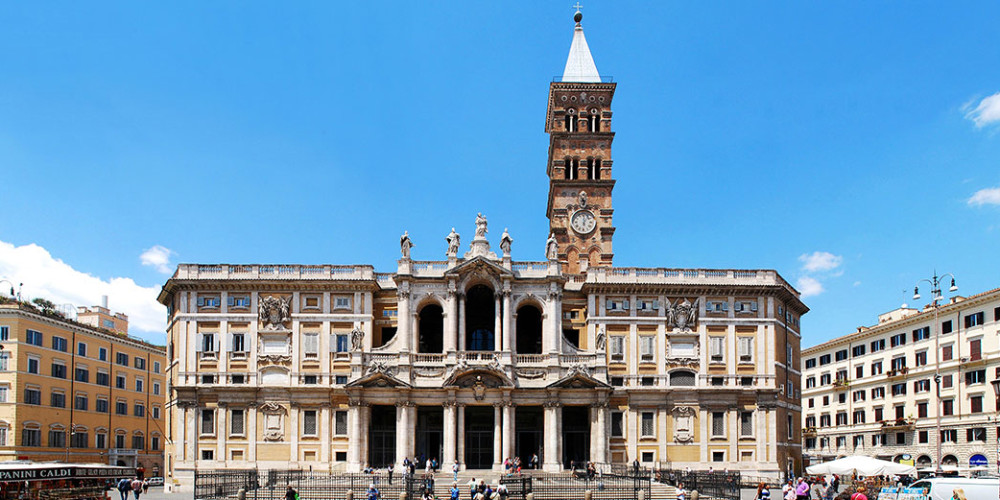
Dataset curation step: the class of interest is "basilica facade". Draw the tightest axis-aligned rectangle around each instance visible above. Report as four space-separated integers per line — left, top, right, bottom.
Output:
158 13 806 490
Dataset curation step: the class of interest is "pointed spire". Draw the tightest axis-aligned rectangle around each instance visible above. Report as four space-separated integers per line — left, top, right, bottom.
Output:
561 6 601 83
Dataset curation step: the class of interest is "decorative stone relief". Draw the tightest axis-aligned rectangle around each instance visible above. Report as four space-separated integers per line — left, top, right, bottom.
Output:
672 406 695 444
258 295 291 331
366 361 396 377
666 298 698 332
515 368 547 379
260 402 286 442
595 328 607 351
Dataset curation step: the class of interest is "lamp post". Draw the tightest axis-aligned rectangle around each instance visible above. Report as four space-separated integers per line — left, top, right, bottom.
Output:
913 271 957 474
0 279 20 301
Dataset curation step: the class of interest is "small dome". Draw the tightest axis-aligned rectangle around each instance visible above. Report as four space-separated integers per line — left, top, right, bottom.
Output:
574 11 583 23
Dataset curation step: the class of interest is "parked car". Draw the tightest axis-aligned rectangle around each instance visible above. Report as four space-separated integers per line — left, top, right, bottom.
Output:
909 477 999 500
146 477 164 487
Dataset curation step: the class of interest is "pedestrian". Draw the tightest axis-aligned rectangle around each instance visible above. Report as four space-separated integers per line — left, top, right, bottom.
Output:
453 461 460 482
450 482 460 500
755 482 770 500
285 485 297 500
849 486 867 500
811 479 824 500
795 477 810 500
468 477 477 500
116 477 131 500
131 477 143 500
142 479 149 494
497 481 508 500
676 482 687 500
951 488 967 500
367 482 381 500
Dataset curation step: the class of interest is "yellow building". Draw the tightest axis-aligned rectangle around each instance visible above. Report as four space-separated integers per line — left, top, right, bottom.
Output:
0 299 166 477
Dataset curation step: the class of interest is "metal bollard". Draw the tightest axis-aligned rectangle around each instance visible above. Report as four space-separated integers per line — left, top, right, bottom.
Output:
237 487 246 500
584 490 592 500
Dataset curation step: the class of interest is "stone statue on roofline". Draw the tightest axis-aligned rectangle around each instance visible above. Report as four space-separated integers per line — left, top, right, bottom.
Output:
475 212 488 239
500 228 513 257
545 233 558 261
400 231 413 259
446 228 460 257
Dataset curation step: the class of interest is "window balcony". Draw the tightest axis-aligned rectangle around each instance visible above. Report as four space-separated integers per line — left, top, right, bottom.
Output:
880 418 916 431
886 367 909 379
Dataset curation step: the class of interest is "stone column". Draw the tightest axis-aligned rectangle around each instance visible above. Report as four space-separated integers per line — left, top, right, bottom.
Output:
543 401 562 471
458 294 466 352
445 290 457 353
216 404 228 463
494 296 502 352
398 287 412 352
395 402 410 467
320 404 331 465
493 404 503 468
248 403 257 463
185 405 197 463
595 404 608 464
290 405 300 463
457 404 466 468
502 290 513 352
502 401 515 465
443 402 457 466
406 404 417 461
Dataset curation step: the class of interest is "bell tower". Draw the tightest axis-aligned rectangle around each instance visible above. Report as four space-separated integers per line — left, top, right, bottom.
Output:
545 9 616 275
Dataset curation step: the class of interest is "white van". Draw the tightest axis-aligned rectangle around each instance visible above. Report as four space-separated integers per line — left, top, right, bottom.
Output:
908 477 998 500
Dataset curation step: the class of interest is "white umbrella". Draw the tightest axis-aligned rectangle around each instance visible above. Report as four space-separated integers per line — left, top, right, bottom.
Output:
806 456 917 476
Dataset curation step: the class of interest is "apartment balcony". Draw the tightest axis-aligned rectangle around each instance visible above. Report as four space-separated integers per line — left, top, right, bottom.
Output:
880 418 916 431
803 427 818 437
886 367 909 379
833 379 851 389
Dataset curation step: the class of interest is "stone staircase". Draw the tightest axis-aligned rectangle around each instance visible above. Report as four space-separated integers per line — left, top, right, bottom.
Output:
441 470 682 500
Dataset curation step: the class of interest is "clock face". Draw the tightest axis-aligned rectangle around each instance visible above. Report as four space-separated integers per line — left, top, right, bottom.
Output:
570 210 596 235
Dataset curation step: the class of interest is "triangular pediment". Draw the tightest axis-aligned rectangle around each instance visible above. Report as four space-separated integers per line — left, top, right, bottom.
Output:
444 256 513 279
346 371 411 389
547 371 610 389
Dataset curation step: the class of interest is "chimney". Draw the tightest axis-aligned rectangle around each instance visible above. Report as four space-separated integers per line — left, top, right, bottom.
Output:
102 295 108 309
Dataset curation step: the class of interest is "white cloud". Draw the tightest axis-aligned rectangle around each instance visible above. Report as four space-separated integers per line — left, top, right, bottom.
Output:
853 281 862 287
140 245 174 274
798 251 843 272
797 276 824 297
0 240 165 338
968 187 1000 207
965 92 1000 128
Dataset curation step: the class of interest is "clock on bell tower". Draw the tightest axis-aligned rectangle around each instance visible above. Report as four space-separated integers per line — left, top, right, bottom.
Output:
545 9 616 275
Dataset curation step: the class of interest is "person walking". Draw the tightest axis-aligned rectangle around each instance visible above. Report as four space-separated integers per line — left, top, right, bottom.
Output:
453 461 460 482
284 486 297 500
450 482 460 500
795 478 809 500
116 477 131 500
131 477 144 500
754 482 771 500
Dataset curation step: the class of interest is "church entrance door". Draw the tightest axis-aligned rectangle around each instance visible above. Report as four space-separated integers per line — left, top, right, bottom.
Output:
369 405 397 468
416 406 443 467
464 406 495 469
561 406 590 469
515 406 544 466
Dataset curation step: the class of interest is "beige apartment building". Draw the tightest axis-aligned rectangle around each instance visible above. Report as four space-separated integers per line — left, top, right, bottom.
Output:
157 13 808 491
801 286 1000 470
0 299 166 476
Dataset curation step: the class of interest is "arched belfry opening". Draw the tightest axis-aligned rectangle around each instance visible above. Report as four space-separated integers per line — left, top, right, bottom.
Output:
418 304 443 353
465 284 495 351
516 304 543 354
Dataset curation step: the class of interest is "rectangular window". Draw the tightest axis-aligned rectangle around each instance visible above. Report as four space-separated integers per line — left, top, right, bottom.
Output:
51 363 66 379
856 365 864 379
819 354 831 365
335 334 349 352
942 374 953 388
99 348 107 361
835 350 848 361
96 433 106 449
917 402 928 418
854 435 865 447
96 371 109 386
819 415 831 427
28 357 38 374
941 344 953 361
942 399 954 416
740 411 753 437
610 337 625 361
895 405 905 419
231 333 246 352
303 410 317 436
941 429 957 443
874 407 884 421
966 370 986 385
941 320 953 334
853 390 866 402
201 409 215 435
116 401 128 415
871 361 883 375
151 436 160 451
891 383 906 396
335 411 348 435
334 297 351 310
836 413 848 426
77 342 87 357
116 375 126 390
153 361 160 374
74 367 89 383
229 295 250 309
152 406 160 419
805 358 816 369
303 333 319 357
914 379 931 393
134 357 145 370
640 412 655 437
231 409 245 435
971 395 983 414
75 395 88 411
890 333 906 347
820 374 831 385
116 352 129 366
0 326 7 341
965 312 985 328
967 428 987 442
134 403 145 417
132 435 144 450
71 431 88 448
970 339 982 361
335 375 347 385
26 329 43 346
135 379 144 392
153 382 160 396
912 326 930 341
96 399 109 413
852 345 866 357
806 377 816 388
639 336 655 362
0 353 7 371
48 430 66 448
24 388 41 405
115 434 125 449
709 337 725 362
0 386 7 402
853 410 865 424
872 434 885 446
712 412 725 437
50 392 65 408
52 336 67 352
611 412 624 438
871 339 885 352
200 333 215 353
739 337 754 363
891 356 906 371
915 351 927 366
22 429 41 447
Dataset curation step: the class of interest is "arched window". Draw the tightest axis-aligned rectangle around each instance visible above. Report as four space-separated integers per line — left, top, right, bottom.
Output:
594 159 602 179
670 371 696 386
942 455 958 466
589 108 600 132
465 285 495 351
564 109 577 132
516 305 543 354
418 304 444 353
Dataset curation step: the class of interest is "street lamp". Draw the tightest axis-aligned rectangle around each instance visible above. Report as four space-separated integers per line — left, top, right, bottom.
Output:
913 271 957 474
0 279 20 301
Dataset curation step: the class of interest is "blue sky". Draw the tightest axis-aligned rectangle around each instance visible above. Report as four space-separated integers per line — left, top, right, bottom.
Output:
1 2 999 345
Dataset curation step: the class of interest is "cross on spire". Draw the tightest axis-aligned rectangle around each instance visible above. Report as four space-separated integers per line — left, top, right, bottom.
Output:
573 2 583 13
